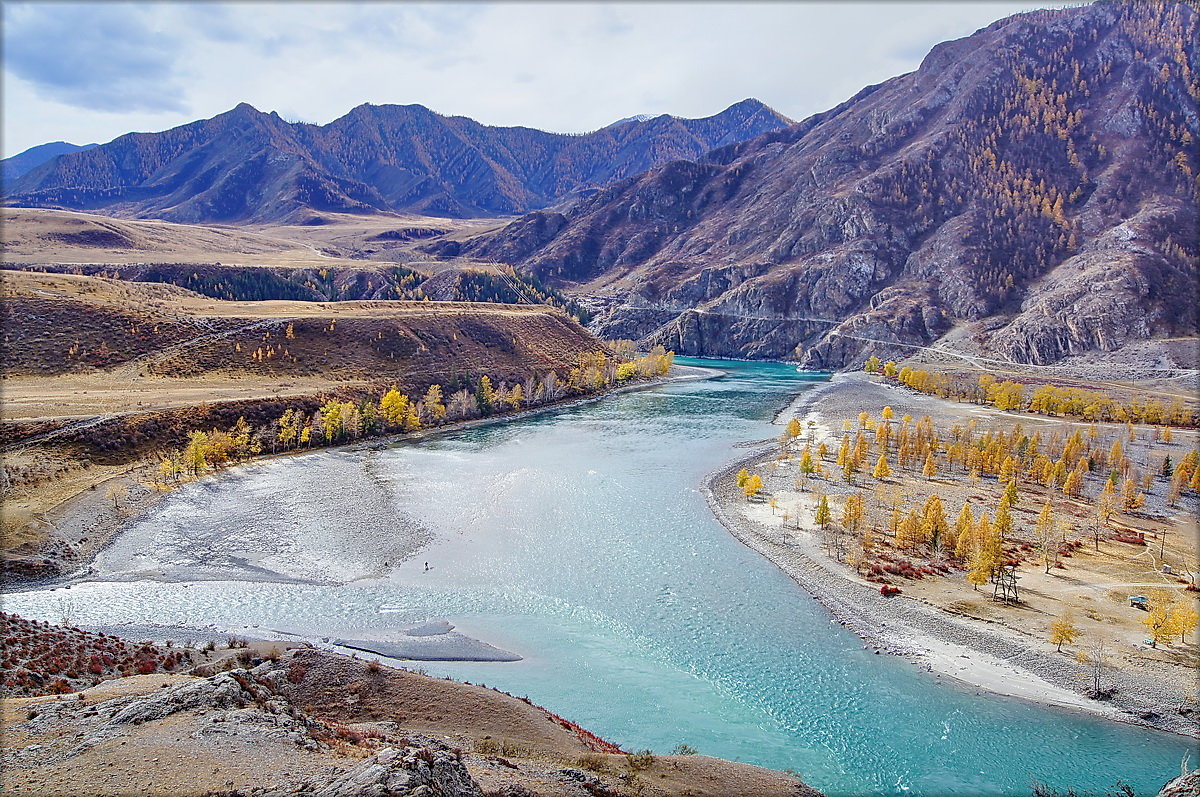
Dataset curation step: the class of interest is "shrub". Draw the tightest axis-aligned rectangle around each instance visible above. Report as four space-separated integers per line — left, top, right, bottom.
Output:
475 737 532 758
286 662 308 683
625 750 655 772
577 753 609 772
669 743 697 755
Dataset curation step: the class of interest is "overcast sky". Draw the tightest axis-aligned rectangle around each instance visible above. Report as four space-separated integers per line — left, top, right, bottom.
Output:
2 1 1083 158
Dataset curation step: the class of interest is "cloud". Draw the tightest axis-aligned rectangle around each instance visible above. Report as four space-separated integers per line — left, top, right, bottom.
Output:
2 2 190 113
2 1 1085 158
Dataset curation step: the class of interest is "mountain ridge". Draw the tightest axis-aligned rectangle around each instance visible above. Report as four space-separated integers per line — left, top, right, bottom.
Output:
431 0 1199 369
1 141 96 189
4 99 791 224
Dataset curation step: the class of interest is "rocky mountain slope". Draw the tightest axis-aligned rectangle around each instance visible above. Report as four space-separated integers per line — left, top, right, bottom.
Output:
434 0 1198 368
3 100 790 223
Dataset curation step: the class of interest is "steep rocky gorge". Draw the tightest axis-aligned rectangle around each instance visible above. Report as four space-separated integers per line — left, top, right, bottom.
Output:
433 1 1199 369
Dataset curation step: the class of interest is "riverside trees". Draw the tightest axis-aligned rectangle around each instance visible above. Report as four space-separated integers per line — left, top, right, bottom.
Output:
769 395 1198 645
1048 611 1081 651
884 363 1197 428
153 348 671 485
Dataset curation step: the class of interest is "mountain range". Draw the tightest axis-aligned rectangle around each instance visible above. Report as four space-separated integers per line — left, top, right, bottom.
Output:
431 0 1198 368
4 1 1196 371
2 100 790 223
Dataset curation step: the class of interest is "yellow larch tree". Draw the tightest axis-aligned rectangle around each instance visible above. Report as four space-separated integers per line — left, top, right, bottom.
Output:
852 434 870 468
966 546 992 591
380 388 410 428
1170 601 1198 644
815 494 832 530
1120 477 1145 510
1144 591 1179 648
1049 611 1081 651
873 453 892 480
896 509 924 551
743 474 763 500
842 455 859 485
1062 469 1083 499
922 453 938 479
1034 500 1057 573
994 501 1014 542
954 504 976 560
797 448 817 491
836 436 850 468
922 495 948 553
1003 479 1020 508
842 493 866 537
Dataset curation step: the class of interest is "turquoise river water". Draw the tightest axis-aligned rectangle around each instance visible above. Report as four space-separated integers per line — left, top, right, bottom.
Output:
5 359 1194 794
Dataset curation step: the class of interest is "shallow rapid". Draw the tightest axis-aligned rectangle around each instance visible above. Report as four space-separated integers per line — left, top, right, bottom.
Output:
7 360 1193 794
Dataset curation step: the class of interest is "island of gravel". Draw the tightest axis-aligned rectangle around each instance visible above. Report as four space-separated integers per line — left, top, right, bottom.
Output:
704 370 1199 740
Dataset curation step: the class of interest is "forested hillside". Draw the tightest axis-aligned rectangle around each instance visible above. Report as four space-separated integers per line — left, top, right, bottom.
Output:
436 0 1198 368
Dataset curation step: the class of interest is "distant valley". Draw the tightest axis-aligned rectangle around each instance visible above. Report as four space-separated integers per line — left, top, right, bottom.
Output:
3 1 1196 374
3 3 1200 793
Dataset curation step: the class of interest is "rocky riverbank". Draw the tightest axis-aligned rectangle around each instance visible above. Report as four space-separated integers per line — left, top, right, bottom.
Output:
2 634 818 796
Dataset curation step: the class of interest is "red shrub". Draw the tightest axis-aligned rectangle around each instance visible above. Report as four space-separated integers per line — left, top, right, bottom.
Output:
287 662 308 684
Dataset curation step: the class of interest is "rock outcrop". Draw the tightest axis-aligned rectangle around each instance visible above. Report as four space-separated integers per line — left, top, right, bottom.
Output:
266 746 483 797
1156 769 1200 797
3 641 821 796
437 0 1198 368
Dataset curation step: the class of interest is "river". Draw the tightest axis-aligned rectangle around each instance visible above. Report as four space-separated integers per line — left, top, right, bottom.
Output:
5 359 1193 794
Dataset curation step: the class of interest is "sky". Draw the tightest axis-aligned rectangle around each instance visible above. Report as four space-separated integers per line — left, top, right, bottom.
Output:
2 1 1084 159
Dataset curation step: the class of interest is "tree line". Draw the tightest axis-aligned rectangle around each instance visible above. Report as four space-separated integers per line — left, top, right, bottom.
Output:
864 357 1198 428
155 347 673 483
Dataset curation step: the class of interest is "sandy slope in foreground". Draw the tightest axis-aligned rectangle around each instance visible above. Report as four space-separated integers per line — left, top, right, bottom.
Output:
2 646 816 797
